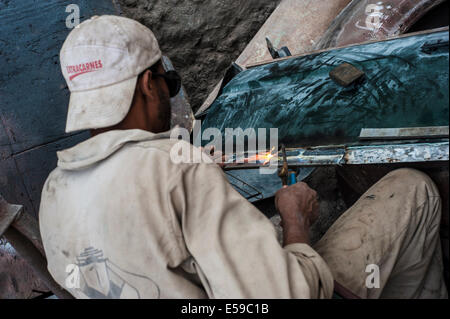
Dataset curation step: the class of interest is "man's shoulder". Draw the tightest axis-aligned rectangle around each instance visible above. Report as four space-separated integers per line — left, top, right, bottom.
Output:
127 138 214 169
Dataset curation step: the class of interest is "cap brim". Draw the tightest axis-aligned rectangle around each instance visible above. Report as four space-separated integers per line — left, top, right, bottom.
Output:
65 76 138 133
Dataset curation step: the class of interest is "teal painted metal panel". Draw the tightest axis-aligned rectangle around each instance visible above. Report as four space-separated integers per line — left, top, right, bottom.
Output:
203 30 449 147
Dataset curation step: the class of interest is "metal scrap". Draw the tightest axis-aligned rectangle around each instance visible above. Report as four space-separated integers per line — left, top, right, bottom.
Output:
344 141 449 164
223 141 449 169
0 195 73 299
359 126 449 140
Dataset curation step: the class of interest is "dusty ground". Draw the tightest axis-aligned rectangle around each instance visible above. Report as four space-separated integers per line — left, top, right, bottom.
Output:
118 0 281 111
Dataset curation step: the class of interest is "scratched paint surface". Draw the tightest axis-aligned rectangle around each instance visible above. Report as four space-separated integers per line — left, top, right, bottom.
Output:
202 30 449 147
0 0 118 218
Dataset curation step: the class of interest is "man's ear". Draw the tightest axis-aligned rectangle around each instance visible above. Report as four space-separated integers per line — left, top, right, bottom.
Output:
138 69 153 97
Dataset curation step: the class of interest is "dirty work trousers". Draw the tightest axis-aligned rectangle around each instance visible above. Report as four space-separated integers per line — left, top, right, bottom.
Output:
314 168 448 299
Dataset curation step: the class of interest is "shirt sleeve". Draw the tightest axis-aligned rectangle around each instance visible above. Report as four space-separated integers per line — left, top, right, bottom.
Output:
168 161 334 299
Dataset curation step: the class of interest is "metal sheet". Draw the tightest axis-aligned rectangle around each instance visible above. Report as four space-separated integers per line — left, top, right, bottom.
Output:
222 141 448 170
203 29 449 147
235 0 352 67
315 0 446 50
226 167 315 202
0 242 49 299
345 141 449 164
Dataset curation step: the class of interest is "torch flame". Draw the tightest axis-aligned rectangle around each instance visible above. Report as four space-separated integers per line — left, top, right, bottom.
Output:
239 147 278 165
262 146 277 165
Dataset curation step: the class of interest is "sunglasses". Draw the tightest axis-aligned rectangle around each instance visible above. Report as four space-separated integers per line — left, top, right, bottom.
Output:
152 70 182 98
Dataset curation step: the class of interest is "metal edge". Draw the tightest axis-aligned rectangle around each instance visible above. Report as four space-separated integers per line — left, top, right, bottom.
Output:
223 141 449 170
245 26 449 69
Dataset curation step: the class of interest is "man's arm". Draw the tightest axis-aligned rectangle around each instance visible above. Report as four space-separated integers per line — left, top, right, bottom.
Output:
168 162 334 299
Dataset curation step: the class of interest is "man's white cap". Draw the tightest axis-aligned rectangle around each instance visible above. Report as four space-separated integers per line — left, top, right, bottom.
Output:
60 15 161 133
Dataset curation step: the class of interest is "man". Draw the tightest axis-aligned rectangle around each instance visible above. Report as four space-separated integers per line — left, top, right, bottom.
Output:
39 15 447 299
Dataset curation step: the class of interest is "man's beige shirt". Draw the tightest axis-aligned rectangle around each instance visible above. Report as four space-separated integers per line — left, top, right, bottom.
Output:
39 129 334 299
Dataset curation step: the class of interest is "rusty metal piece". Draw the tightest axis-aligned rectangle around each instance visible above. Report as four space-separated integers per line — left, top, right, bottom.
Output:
1 195 73 299
235 0 353 66
196 0 352 116
198 0 446 115
329 63 365 87
246 26 449 69
0 196 22 237
0 195 44 255
0 242 50 299
3 227 73 299
315 0 446 50
12 211 45 255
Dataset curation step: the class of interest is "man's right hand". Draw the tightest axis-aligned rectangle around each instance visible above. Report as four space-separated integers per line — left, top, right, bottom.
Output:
275 182 320 246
